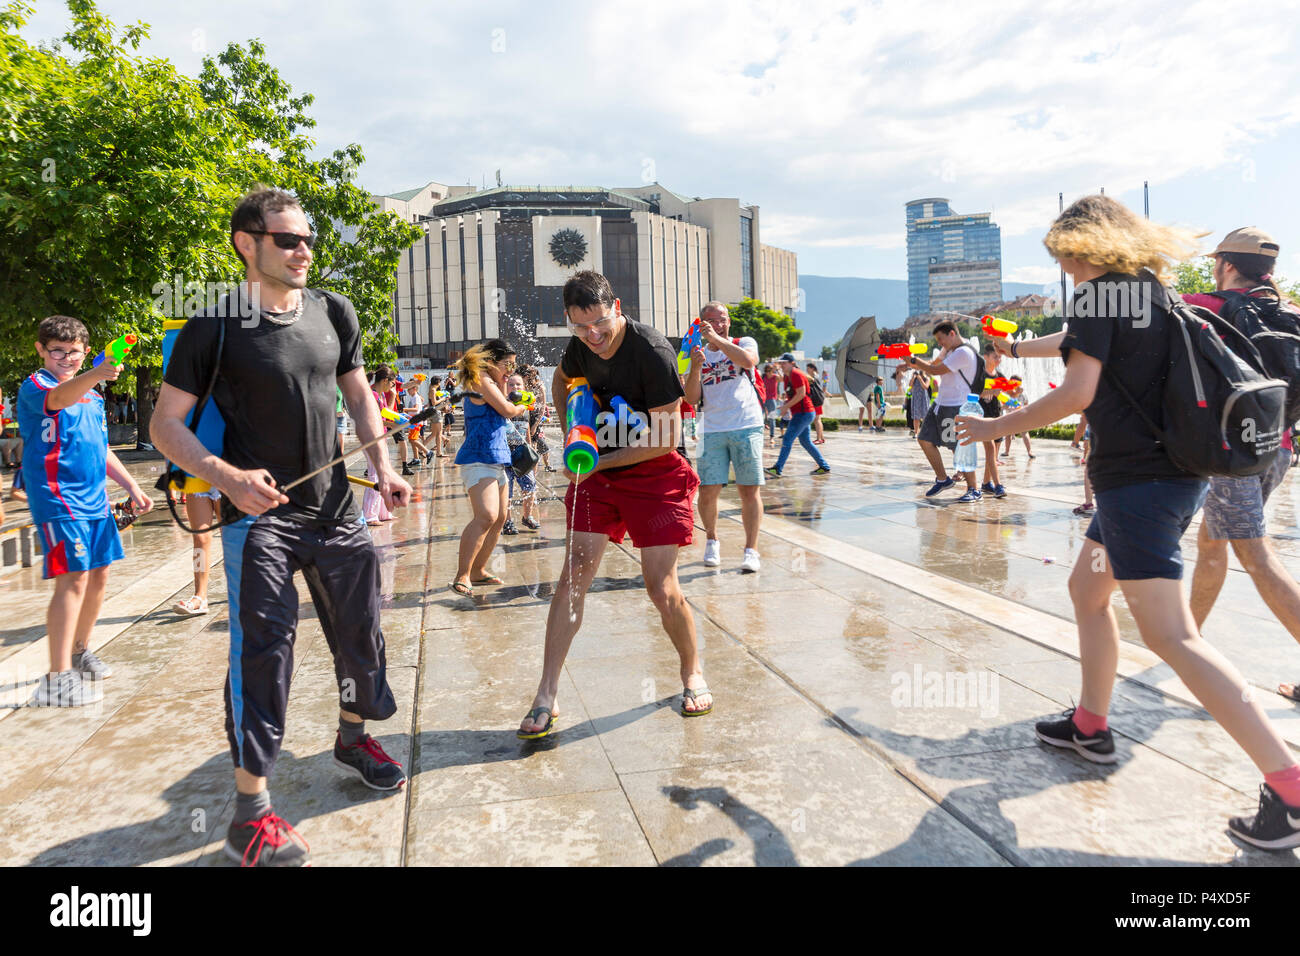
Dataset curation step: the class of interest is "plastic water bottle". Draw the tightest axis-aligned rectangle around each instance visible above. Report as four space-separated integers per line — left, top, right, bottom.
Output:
952 393 982 474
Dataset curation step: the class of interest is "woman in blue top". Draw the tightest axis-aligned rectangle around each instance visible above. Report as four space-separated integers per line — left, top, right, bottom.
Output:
450 339 528 596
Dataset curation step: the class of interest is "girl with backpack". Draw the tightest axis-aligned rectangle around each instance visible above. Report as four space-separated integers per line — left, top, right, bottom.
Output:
955 195 1300 850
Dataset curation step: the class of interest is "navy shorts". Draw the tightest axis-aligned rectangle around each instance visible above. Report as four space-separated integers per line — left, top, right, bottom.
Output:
1085 478 1208 580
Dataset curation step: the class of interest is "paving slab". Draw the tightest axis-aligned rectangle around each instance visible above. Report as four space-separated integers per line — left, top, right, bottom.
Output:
2 433 1299 866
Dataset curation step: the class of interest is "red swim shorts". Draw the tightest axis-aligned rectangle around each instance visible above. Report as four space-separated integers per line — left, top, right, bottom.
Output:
564 451 700 548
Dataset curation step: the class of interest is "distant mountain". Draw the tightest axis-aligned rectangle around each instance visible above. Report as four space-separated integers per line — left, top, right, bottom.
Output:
794 275 1044 356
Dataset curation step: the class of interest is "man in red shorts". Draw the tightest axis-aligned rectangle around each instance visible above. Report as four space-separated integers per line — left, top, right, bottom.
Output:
518 271 710 738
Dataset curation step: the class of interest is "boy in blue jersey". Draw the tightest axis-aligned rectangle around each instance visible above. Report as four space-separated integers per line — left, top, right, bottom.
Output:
19 315 154 707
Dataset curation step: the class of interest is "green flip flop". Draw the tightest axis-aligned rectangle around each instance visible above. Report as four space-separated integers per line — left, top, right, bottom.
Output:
517 706 556 740
681 685 713 718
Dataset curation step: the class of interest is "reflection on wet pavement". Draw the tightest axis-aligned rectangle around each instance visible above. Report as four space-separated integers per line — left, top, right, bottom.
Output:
1 431 1298 866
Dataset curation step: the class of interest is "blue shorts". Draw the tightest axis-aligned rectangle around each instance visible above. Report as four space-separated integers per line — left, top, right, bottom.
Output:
1085 478 1207 580
697 427 766 486
37 515 124 579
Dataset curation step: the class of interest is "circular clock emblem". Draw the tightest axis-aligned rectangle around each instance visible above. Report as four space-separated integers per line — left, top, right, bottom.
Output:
549 228 588 267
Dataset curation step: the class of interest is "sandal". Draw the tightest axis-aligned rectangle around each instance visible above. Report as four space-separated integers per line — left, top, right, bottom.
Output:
449 581 473 596
681 684 713 717
517 706 556 740
1072 503 1095 515
172 595 209 616
1279 682 1300 703
471 574 504 586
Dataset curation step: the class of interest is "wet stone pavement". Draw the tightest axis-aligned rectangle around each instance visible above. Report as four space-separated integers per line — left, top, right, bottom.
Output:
2 430 1300 866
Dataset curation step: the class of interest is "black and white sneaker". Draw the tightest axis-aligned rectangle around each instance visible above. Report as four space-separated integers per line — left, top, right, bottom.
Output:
1228 784 1300 850
334 732 407 791
1034 708 1117 764
71 648 112 680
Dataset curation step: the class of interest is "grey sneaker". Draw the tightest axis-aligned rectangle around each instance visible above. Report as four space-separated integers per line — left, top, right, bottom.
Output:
29 670 103 707
72 648 113 679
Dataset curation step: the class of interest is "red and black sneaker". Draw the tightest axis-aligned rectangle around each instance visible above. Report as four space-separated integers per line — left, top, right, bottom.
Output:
224 812 311 867
334 732 407 791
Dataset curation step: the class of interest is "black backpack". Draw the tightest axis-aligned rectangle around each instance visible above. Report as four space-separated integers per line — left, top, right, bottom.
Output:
1106 286 1285 478
1208 288 1300 428
806 373 825 407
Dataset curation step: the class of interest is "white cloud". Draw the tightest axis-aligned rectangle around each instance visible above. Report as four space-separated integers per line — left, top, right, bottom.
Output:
21 0 1300 278
1004 265 1063 285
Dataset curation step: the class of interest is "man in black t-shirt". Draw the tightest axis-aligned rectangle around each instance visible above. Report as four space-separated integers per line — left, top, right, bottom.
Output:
517 271 710 740
152 187 413 867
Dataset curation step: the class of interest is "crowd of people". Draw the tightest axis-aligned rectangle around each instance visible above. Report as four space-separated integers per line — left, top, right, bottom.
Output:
10 185 1300 864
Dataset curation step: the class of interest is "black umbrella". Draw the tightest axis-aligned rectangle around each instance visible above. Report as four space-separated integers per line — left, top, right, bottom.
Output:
835 315 882 405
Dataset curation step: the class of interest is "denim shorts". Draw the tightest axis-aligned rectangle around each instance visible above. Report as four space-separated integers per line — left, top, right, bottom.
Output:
461 462 507 490
697 427 766 486
1085 478 1208 580
1203 448 1291 540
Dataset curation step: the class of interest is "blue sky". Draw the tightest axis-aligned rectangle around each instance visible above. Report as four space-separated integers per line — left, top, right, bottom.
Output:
22 0 1300 289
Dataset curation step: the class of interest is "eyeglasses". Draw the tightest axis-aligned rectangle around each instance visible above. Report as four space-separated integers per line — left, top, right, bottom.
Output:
247 230 317 250
46 348 86 361
566 312 616 337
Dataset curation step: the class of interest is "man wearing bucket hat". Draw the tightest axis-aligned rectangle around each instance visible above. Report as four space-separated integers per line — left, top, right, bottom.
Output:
1185 227 1300 704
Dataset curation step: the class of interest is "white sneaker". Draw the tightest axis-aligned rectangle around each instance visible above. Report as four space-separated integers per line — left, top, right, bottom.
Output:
740 549 761 574
703 539 721 567
29 670 103 707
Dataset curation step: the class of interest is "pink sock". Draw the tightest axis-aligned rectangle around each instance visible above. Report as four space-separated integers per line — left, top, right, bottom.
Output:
1072 705 1108 736
1264 766 1300 807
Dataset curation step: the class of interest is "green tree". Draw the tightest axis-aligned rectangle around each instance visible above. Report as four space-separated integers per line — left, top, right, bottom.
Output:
727 297 802 360
0 1 419 405
1174 259 1215 295
198 42 420 368
819 344 836 361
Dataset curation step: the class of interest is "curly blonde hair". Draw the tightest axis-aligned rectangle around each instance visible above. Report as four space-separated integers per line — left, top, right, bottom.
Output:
1044 195 1205 282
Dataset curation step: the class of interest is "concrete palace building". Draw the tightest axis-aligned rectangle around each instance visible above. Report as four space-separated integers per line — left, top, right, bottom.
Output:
905 198 1002 319
373 180 798 365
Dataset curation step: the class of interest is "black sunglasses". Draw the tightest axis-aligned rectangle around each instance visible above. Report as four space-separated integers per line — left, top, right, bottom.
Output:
247 230 317 250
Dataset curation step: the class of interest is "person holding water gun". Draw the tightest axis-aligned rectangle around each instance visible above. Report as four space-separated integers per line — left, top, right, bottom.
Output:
18 316 153 707
518 271 709 740
449 339 527 596
998 376 1035 460
361 366 402 525
401 377 433 464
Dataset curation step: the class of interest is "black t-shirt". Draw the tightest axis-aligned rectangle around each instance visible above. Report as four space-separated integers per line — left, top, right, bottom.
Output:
978 359 1003 418
560 319 684 462
164 288 363 524
1060 271 1196 493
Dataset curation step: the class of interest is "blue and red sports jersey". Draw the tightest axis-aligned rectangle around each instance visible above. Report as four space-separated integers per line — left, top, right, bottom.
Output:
17 368 111 523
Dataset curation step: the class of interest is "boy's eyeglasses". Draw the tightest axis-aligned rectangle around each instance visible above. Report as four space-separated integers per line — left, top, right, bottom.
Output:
47 348 86 361
247 230 317 250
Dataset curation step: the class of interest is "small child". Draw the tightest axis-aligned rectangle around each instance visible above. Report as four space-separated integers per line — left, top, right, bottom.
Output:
999 377 1035 459
501 373 539 535
19 316 153 706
